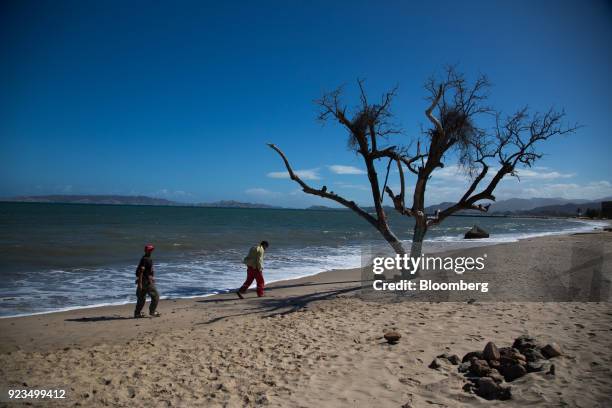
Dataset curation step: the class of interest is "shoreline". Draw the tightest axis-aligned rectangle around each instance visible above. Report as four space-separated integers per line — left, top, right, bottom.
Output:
0 219 606 320
0 229 609 347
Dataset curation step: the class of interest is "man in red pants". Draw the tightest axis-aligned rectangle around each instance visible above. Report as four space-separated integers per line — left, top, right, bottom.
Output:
236 241 269 298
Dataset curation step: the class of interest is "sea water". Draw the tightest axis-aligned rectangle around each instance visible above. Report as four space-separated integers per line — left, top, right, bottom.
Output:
0 202 603 317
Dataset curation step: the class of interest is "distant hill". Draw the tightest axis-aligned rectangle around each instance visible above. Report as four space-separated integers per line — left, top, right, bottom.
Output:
198 200 281 209
517 201 605 217
424 197 611 216
488 197 592 213
3 195 282 209
4 195 182 206
307 205 344 210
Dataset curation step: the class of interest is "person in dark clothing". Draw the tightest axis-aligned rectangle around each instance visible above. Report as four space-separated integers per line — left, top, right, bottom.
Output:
134 244 160 318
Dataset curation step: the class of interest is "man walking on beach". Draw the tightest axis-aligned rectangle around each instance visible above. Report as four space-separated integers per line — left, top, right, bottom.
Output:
237 241 269 298
134 244 161 318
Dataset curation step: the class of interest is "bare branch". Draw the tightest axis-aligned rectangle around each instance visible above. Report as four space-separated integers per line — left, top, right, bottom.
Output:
267 143 379 228
425 84 444 136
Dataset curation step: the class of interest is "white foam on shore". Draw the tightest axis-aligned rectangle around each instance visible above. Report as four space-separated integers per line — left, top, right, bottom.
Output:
1 219 605 319
427 219 606 244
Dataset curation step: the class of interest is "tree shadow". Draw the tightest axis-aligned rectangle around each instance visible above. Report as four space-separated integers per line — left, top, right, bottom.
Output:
65 315 132 322
64 280 365 325
196 285 361 325
196 279 364 304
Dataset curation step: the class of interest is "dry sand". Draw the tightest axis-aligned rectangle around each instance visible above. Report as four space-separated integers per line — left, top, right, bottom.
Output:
1 231 611 407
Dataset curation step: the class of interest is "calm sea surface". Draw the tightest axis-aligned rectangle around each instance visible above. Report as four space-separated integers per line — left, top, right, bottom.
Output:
0 202 601 317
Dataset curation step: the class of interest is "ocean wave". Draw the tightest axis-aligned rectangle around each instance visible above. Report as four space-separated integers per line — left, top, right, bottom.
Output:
1 218 603 318
427 218 605 244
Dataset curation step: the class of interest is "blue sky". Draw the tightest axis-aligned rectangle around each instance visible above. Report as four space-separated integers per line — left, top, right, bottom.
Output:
1 0 611 207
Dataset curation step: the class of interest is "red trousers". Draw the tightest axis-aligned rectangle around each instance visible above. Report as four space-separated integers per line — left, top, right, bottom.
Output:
239 267 265 297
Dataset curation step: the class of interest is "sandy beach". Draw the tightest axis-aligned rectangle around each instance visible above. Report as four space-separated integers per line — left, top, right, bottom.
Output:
1 231 611 407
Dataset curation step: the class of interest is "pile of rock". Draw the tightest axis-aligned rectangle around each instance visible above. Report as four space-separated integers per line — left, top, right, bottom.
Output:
429 335 562 400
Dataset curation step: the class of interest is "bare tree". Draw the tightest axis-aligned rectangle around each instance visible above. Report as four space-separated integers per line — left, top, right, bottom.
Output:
268 68 579 262
268 80 407 255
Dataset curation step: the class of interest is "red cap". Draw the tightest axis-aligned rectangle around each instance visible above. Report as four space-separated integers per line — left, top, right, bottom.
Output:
144 244 155 252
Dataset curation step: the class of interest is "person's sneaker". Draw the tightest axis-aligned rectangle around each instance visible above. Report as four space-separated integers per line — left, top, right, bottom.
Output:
134 313 146 319
150 311 161 317
236 291 244 299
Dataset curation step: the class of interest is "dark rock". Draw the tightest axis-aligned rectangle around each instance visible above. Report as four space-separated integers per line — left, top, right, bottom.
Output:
475 377 512 400
447 354 461 365
488 360 500 370
500 348 526 365
500 363 527 382
526 361 549 373
458 362 471 373
465 225 490 239
512 335 538 352
470 359 492 377
475 377 498 400
436 352 460 365
486 369 505 384
462 382 475 393
523 348 545 362
462 351 484 363
498 385 512 400
541 343 562 358
384 331 401 344
483 342 501 361
428 358 442 369
548 364 556 376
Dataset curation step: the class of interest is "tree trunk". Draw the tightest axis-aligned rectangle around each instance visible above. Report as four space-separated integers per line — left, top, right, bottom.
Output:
407 218 428 278
375 227 407 280
384 232 406 256
410 223 427 258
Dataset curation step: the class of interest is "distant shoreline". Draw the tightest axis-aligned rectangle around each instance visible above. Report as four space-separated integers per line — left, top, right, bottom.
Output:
0 200 607 220
0 197 282 209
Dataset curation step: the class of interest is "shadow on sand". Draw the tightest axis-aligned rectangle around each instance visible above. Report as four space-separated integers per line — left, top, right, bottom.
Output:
196 284 361 325
64 279 365 325
195 279 363 304
65 315 132 322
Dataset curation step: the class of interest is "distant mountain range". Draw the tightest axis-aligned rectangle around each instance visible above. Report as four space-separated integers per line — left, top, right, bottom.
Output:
198 200 281 209
4 195 181 206
3 194 610 216
420 197 610 216
310 196 612 217
422 197 610 214
2 195 280 209
512 201 605 217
